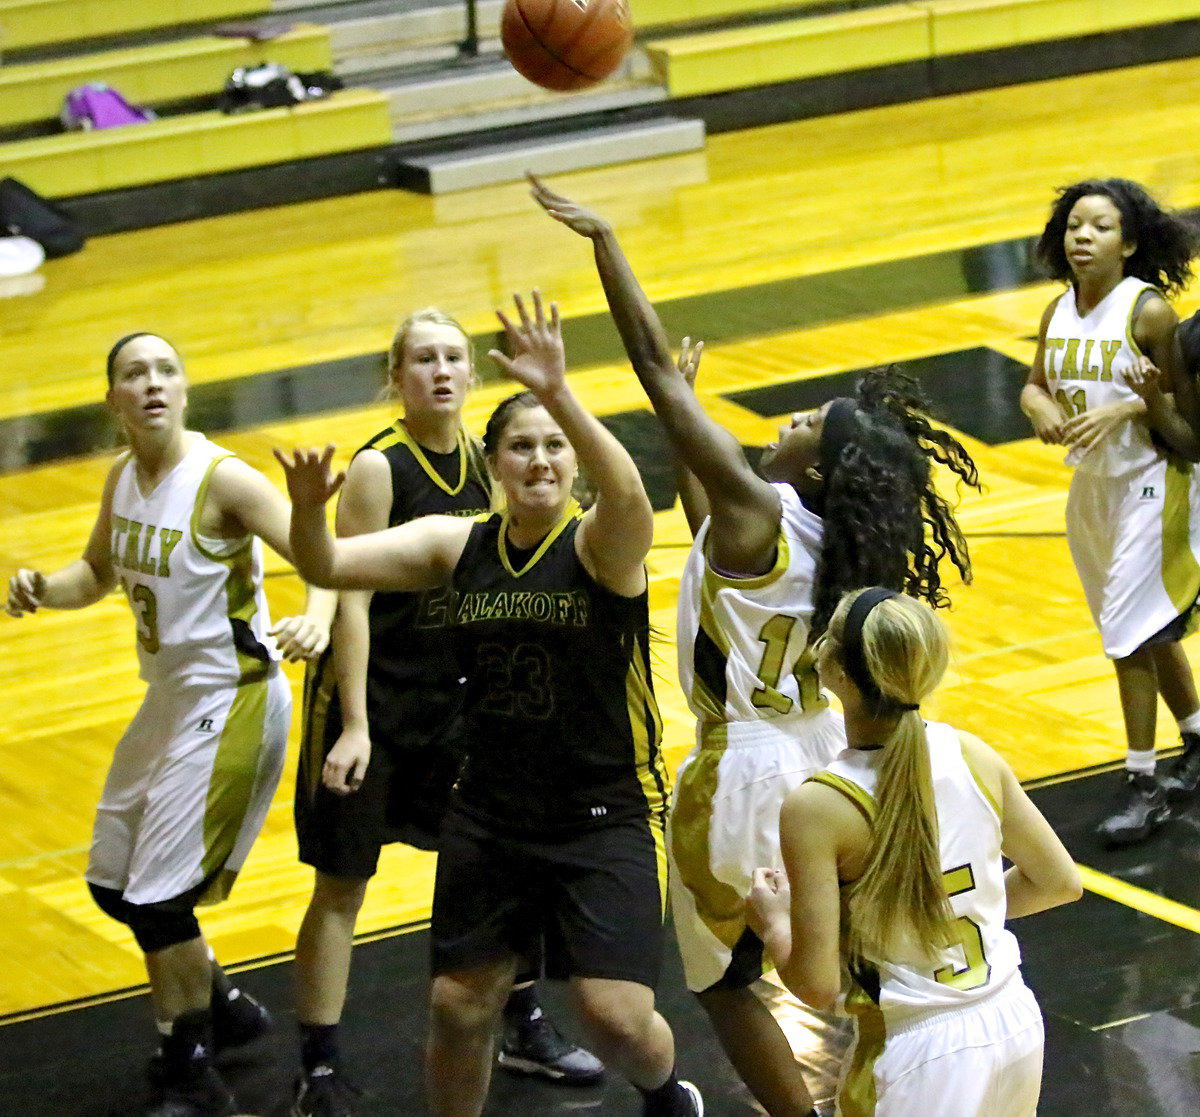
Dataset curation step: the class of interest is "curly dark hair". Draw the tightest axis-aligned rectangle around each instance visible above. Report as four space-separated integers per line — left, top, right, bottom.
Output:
810 368 980 637
1035 178 1196 296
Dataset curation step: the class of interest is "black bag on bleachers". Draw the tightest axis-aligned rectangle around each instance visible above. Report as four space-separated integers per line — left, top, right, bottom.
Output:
221 63 342 113
0 177 85 258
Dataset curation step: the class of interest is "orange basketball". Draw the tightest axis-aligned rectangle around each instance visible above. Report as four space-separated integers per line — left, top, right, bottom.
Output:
501 0 634 93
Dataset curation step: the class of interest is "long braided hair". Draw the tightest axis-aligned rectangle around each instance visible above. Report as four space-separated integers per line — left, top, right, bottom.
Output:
811 368 980 636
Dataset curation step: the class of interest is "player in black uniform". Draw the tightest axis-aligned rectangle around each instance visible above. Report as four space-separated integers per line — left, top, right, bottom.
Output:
291 309 599 1116
279 292 703 1117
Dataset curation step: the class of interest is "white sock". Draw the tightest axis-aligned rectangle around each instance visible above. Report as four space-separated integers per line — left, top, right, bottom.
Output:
1126 749 1156 776
1177 710 1200 735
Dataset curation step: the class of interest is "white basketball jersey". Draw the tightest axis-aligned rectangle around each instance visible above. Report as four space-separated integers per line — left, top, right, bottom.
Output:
109 434 278 684
1044 275 1158 476
676 483 829 724
815 722 1022 1023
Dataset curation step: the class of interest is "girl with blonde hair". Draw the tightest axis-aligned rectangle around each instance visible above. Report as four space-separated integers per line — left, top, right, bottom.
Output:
750 588 1081 1115
291 306 599 1113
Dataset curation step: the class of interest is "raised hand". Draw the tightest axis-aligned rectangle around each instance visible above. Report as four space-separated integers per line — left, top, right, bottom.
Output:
273 445 345 508
270 613 330 661
6 568 46 617
677 336 704 389
489 290 567 398
528 173 612 239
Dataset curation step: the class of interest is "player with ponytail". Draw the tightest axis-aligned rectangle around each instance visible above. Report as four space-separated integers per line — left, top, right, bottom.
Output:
751 588 1081 1116
531 173 980 1117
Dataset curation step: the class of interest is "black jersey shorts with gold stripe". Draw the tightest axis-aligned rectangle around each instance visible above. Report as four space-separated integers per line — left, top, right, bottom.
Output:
294 651 467 878
430 804 669 989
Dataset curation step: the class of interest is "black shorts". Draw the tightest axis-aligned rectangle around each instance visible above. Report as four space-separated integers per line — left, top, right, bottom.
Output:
430 806 668 989
1134 599 1200 654
295 676 466 879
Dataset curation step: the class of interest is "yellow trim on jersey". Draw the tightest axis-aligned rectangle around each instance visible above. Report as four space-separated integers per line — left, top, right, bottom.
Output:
199 674 270 904
670 726 756 951
701 525 791 592
190 453 253 564
225 548 271 686
649 811 669 922
497 500 581 578
300 655 337 804
808 770 878 826
689 559 736 722
958 744 1003 822
625 640 669 832
1161 458 1200 615
373 421 480 497
1123 280 1153 360
840 981 885 1116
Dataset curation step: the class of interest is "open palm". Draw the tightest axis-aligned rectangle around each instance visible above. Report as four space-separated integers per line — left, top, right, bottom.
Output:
490 290 566 396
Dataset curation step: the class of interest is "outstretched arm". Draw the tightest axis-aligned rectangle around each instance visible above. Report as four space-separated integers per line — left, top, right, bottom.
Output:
203 457 334 660
7 459 121 616
531 176 780 575
490 291 652 595
275 445 469 592
673 336 710 536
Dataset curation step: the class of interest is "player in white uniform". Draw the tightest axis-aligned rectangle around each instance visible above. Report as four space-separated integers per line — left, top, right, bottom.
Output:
532 177 981 1117
1021 178 1200 845
750 589 1081 1115
6 333 331 1117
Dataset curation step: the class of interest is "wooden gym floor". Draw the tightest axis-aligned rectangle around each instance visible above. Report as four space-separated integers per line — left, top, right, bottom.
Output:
3 54 1200 1115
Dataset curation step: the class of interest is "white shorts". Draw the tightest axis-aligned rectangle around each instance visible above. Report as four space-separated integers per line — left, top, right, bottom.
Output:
668 706 846 992
1066 457 1200 659
87 667 290 906
839 977 1044 1116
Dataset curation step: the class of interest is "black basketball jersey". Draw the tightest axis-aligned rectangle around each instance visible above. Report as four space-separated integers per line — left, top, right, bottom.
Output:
449 504 670 834
305 421 492 745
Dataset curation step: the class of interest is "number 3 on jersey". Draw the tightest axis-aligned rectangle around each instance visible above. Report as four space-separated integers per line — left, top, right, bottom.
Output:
751 614 820 715
122 579 160 653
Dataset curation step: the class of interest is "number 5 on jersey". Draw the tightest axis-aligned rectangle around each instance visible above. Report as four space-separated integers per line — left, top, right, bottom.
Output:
934 863 991 991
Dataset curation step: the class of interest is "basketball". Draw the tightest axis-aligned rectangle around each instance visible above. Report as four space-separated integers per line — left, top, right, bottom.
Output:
501 0 633 93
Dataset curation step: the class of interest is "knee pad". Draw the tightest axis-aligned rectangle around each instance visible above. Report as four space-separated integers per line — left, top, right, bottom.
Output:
88 882 134 925
87 882 201 952
125 897 202 954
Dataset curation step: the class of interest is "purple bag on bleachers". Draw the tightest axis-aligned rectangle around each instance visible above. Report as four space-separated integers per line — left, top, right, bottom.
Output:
61 83 156 131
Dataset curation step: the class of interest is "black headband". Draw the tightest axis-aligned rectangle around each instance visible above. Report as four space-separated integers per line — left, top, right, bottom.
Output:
841 587 920 714
818 397 859 483
106 332 160 383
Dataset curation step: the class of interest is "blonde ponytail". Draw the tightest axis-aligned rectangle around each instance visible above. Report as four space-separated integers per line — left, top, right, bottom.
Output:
828 590 957 965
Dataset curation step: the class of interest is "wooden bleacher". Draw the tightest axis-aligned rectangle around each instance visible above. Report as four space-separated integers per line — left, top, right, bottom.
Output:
0 0 269 55
644 0 1200 97
0 88 392 197
0 0 390 211
630 0 832 32
0 24 332 131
